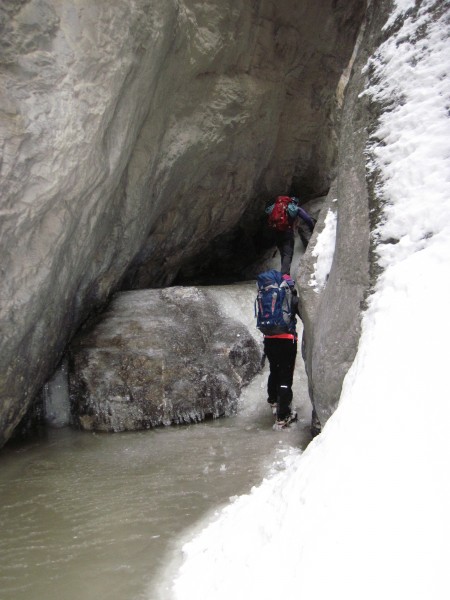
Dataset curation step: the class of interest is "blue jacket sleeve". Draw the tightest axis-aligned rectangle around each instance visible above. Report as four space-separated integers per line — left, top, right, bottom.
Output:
296 206 316 231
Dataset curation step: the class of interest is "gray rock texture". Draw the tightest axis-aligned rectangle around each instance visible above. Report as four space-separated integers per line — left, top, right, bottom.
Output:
297 0 393 430
297 190 338 412
0 0 365 446
68 287 260 431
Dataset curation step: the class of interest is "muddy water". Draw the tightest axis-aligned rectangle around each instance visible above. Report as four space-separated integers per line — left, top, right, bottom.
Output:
0 280 312 600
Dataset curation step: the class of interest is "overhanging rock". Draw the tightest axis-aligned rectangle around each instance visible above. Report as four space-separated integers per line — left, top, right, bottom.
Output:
0 0 365 446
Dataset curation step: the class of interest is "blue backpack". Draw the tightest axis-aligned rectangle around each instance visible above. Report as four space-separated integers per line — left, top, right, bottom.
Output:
255 270 295 335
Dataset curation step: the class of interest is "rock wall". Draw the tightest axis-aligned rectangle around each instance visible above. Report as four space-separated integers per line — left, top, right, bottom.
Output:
0 0 364 446
297 0 393 430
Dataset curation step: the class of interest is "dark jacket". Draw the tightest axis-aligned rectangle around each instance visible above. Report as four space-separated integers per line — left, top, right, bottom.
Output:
294 205 316 231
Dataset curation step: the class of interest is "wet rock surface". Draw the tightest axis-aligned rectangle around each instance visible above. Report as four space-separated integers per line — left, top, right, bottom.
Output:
69 287 261 431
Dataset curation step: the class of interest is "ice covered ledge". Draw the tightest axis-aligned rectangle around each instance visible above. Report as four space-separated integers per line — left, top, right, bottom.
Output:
68 287 260 431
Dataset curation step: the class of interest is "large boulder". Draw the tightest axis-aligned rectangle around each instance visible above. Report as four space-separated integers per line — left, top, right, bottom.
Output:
69 287 260 431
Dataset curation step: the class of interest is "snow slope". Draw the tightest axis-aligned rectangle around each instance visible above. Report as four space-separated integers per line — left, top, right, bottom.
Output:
169 2 450 598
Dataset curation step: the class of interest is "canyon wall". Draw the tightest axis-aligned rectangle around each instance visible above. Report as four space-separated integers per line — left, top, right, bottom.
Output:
0 0 364 446
297 0 401 430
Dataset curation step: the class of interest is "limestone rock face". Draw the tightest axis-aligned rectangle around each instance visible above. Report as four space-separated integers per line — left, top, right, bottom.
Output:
297 0 392 430
0 0 365 445
69 287 260 431
297 190 337 414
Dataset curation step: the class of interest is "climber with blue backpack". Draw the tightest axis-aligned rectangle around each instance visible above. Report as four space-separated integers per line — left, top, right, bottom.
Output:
255 269 301 430
266 196 316 275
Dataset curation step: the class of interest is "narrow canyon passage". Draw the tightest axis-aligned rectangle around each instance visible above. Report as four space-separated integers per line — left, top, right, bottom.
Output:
0 0 366 449
2 2 448 599
0 280 312 600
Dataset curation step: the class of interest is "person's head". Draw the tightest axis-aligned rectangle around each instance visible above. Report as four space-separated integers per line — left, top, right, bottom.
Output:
290 196 299 204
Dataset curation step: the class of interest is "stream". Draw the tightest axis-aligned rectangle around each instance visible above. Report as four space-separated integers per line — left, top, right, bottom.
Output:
0 280 312 600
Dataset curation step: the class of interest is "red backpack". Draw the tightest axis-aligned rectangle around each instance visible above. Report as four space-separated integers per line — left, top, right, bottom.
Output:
267 196 292 232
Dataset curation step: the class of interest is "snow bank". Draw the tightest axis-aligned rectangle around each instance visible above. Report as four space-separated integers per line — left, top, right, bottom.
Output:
308 205 337 292
170 2 450 599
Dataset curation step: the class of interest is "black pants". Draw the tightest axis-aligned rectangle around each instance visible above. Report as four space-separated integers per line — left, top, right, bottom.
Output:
275 230 295 275
264 337 297 420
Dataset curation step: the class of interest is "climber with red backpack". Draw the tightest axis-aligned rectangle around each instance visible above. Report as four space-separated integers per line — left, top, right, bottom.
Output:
266 196 316 275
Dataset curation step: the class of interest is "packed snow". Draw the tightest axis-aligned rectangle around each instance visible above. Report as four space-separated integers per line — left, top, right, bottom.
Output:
167 2 450 599
308 205 337 292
